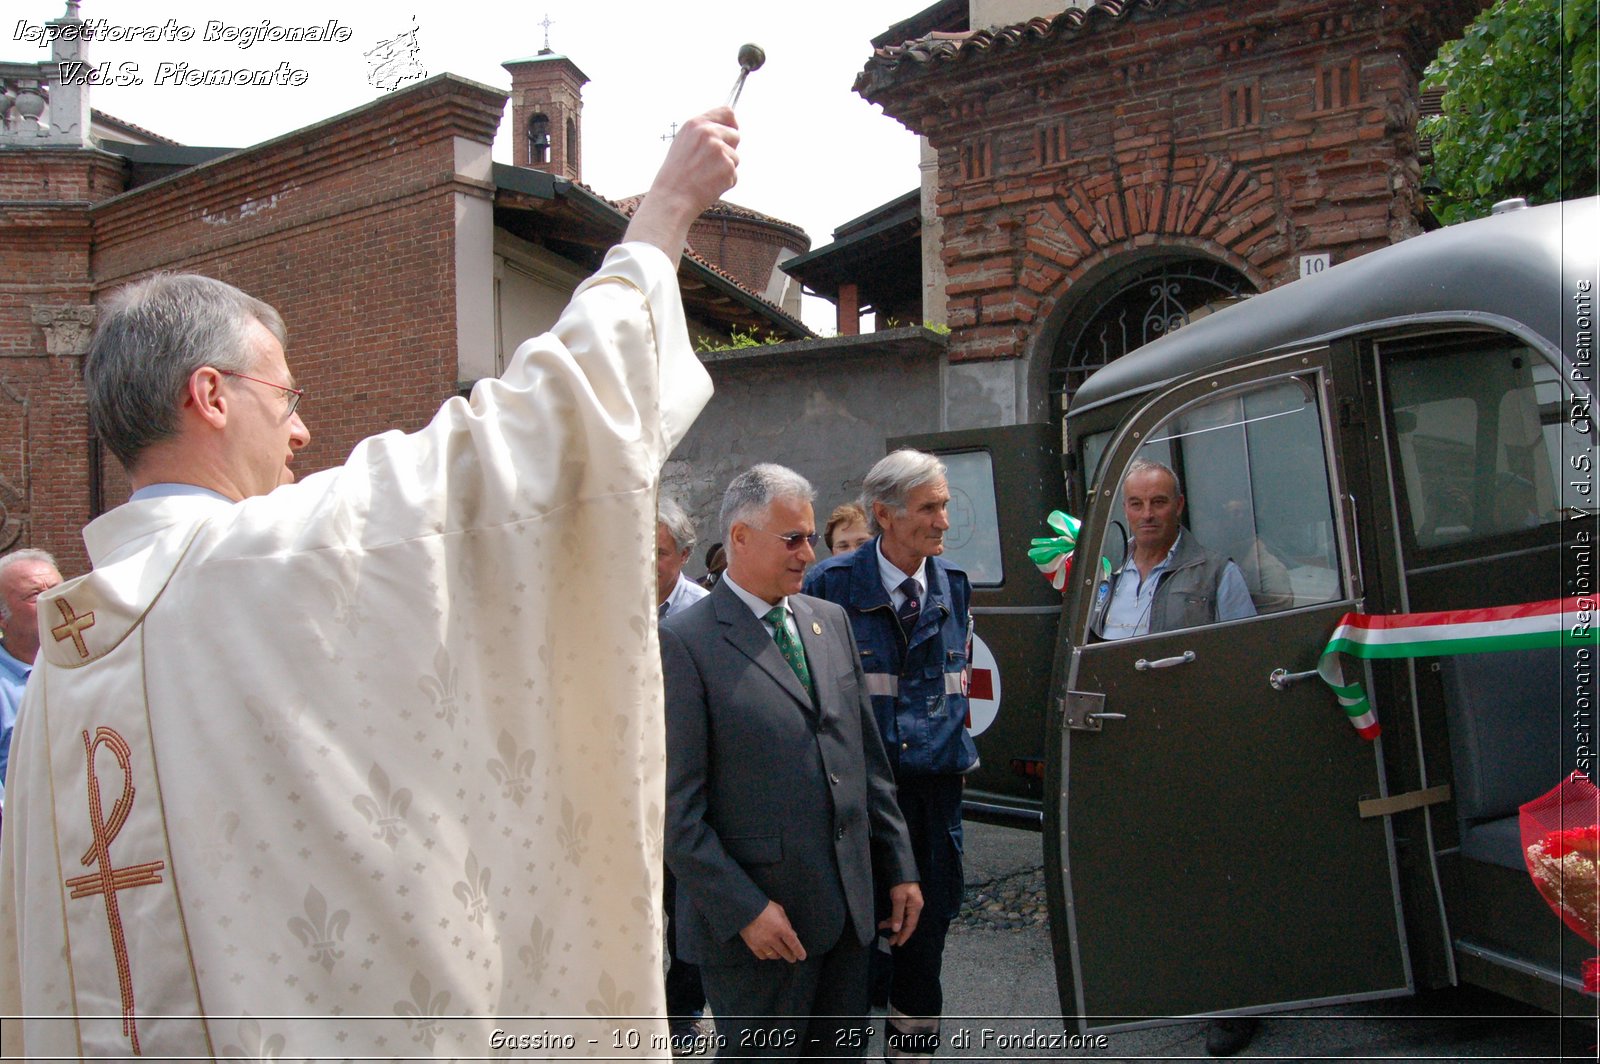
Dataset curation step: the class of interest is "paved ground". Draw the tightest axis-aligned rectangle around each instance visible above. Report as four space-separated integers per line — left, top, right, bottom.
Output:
913 820 1591 1061
677 820 1594 1060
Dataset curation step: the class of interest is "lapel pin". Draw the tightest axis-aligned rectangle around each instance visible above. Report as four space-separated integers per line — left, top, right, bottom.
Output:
812 622 822 635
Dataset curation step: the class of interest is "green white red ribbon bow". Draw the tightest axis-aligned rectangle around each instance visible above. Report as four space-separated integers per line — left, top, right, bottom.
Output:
1029 511 1081 590
1319 596 1598 740
1030 510 1112 591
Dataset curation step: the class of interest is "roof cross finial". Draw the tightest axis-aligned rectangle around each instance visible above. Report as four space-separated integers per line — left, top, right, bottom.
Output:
539 14 554 52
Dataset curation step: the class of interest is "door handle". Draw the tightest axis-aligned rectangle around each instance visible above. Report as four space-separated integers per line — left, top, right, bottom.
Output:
1063 692 1126 731
1135 651 1195 671
1269 667 1320 691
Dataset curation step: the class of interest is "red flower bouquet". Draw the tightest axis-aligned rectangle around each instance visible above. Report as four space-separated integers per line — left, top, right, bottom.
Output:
1521 772 1600 992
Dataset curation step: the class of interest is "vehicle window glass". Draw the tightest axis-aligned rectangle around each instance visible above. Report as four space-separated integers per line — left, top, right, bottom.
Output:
1384 340 1574 550
1081 430 1113 491
1090 376 1342 639
939 450 1004 586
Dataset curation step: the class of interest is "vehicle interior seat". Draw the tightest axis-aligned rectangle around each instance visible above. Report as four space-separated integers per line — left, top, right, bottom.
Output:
1439 646 1575 871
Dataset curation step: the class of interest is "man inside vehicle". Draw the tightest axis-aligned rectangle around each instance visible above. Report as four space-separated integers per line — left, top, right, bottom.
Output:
1091 458 1256 640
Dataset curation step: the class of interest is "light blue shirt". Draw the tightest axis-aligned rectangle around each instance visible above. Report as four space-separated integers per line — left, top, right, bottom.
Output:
129 483 234 503
659 573 709 620
0 641 32 806
1101 533 1255 640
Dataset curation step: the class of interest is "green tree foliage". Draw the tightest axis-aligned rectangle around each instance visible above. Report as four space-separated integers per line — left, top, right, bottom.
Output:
1420 0 1598 223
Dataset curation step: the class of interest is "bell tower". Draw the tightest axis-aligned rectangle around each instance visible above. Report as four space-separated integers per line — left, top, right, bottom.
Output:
502 47 588 182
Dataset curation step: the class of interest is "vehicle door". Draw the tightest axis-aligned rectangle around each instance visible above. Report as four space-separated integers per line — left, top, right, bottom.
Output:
1362 329 1595 1007
1045 349 1411 1030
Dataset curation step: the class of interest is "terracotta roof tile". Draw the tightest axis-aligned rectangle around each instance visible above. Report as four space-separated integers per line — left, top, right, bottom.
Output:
615 194 808 241
499 175 808 335
679 244 810 336
856 0 1173 95
91 108 180 146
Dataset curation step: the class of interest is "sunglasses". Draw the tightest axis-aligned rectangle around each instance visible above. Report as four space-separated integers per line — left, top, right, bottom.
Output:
754 527 822 551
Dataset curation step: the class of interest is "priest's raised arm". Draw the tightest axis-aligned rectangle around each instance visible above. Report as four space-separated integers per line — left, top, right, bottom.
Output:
0 109 739 1059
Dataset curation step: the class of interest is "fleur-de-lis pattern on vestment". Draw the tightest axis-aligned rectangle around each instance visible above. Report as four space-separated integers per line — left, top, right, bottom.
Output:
587 971 634 1018
419 644 460 727
243 694 307 753
644 801 664 864
452 850 491 927
352 763 411 849
287 885 350 972
487 729 535 804
219 1014 286 1060
559 797 591 865
519 916 554 979
395 971 451 1049
326 576 368 636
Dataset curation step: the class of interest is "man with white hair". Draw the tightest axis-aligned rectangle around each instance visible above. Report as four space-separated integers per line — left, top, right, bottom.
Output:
0 549 61 811
658 496 710 622
803 449 975 1063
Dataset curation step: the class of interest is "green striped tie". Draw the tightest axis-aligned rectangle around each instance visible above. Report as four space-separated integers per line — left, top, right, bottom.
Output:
764 605 814 699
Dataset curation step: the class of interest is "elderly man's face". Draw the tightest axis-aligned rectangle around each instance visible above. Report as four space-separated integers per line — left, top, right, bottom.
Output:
225 319 311 499
1122 468 1185 558
728 496 816 605
656 522 690 606
876 478 951 564
1 559 62 650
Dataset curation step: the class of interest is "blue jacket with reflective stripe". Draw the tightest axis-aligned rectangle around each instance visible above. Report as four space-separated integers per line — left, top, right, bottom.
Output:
802 539 977 777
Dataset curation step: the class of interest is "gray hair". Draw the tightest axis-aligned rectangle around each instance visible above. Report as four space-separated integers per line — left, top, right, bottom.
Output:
86 273 288 470
1124 457 1183 496
0 548 59 622
657 496 697 554
720 464 815 543
861 449 947 534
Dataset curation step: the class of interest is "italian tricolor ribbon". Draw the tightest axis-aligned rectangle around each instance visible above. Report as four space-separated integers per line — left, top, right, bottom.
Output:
1319 596 1599 740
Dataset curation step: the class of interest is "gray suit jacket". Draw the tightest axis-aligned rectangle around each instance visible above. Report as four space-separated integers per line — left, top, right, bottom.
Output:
662 580 917 967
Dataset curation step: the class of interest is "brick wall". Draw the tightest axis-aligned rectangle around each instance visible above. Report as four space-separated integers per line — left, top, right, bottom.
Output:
0 76 505 576
860 0 1486 368
0 150 127 575
504 56 587 181
687 214 807 304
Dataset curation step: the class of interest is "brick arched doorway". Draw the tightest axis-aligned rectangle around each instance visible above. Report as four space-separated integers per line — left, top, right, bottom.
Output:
1048 254 1254 415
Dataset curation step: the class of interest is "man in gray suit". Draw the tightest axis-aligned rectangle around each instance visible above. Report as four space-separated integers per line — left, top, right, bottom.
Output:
662 464 923 1059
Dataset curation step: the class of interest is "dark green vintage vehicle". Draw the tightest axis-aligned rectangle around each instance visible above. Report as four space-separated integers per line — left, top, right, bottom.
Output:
906 197 1598 1031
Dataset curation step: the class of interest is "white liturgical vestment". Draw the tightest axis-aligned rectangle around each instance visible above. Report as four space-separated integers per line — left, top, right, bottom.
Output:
0 242 711 1058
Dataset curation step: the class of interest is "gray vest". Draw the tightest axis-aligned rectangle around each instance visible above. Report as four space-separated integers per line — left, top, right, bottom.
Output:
1093 533 1233 637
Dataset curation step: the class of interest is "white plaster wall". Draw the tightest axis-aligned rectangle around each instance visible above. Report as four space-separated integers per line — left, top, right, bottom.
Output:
969 1 1079 31
919 137 947 327
492 230 589 377
453 136 498 382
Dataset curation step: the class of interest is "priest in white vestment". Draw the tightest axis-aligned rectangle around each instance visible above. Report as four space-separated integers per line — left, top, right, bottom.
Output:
0 110 739 1059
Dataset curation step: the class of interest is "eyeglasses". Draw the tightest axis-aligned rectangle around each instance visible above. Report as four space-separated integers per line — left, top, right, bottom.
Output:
219 369 304 417
754 527 822 551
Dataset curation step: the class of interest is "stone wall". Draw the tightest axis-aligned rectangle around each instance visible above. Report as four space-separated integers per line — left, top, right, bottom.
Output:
662 334 945 572
0 77 505 575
